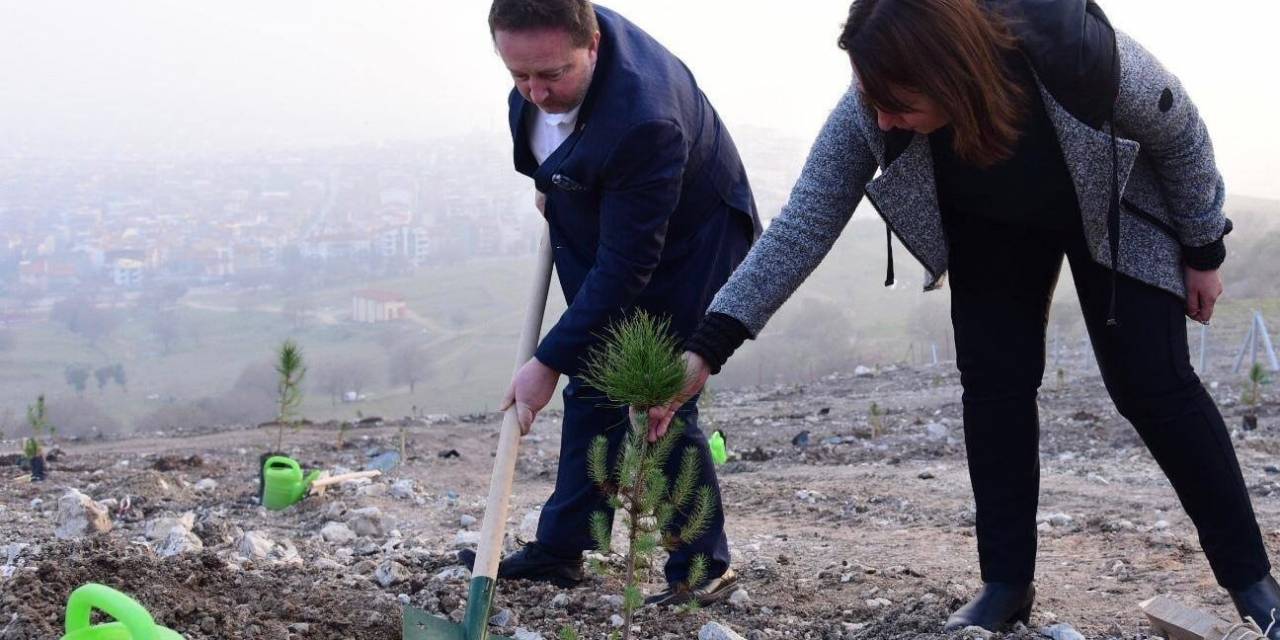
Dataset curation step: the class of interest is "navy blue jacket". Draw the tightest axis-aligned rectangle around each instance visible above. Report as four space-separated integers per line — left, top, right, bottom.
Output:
508 6 761 377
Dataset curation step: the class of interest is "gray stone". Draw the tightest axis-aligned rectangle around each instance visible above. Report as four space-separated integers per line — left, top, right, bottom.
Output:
513 629 544 640
145 513 196 541
347 507 388 537
159 527 204 558
460 514 478 528
610 614 625 628
699 622 748 640
551 592 571 608
1042 623 1086 640
55 489 112 540
729 588 751 609
237 531 275 559
390 479 416 500
194 478 218 492
959 626 993 640
374 560 409 587
321 521 357 543
488 608 514 627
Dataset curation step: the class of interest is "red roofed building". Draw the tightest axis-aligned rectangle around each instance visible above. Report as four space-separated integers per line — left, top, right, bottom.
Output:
351 289 407 323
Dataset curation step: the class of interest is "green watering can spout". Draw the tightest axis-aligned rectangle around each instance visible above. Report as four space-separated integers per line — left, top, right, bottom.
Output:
60 583 185 640
262 455 317 510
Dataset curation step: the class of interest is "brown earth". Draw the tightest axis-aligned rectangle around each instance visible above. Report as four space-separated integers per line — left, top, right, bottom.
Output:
1 360 1277 640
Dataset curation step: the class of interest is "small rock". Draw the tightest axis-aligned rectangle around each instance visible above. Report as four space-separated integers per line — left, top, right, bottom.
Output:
347 507 389 537
1042 623 1086 640
1048 513 1073 527
29 498 43 510
960 626 993 640
159 528 204 558
729 588 750 609
854 365 875 378
866 598 892 608
145 513 196 541
925 423 948 440
699 621 748 640
194 478 218 492
519 510 541 540
460 514 478 528
488 608 515 627
321 522 357 543
1153 519 1170 530
918 471 936 480
238 531 275 559
551 593 571 608
55 489 112 539
357 483 388 498
610 614 625 628
433 566 470 582
455 530 481 546
513 629 544 640
366 451 401 473
390 479 416 500
791 431 811 447
374 560 409 587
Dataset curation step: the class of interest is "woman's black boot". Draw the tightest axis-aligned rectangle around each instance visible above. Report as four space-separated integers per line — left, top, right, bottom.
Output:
1230 575 1280 638
944 582 1035 632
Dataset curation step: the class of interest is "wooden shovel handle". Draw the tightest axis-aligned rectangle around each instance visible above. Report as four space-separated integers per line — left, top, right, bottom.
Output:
473 226 555 580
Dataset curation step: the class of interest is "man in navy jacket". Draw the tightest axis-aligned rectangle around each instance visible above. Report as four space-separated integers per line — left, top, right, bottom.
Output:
463 0 761 605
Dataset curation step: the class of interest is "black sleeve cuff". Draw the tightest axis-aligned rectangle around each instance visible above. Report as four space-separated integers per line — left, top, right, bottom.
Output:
1183 218 1232 271
684 312 753 375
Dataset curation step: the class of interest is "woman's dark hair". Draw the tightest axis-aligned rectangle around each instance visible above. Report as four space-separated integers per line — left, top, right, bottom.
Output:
489 0 599 48
839 0 1026 167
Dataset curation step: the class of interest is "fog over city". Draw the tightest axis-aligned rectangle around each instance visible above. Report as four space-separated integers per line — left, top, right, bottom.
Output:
0 1 1277 436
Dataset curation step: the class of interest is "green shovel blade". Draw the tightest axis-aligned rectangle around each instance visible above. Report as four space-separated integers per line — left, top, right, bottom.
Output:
402 577 513 640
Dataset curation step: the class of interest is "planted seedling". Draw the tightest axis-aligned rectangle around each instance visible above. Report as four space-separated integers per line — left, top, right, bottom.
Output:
575 310 717 640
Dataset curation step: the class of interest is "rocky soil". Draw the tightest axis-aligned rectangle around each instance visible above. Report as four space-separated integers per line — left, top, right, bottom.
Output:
2 358 1278 639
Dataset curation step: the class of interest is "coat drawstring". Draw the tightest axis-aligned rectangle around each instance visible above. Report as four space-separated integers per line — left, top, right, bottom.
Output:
884 225 895 287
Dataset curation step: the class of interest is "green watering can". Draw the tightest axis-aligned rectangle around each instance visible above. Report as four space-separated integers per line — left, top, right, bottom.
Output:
262 455 320 511
709 429 728 466
60 583 184 640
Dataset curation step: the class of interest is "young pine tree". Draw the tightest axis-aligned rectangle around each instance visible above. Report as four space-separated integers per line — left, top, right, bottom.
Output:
272 340 307 452
580 311 716 640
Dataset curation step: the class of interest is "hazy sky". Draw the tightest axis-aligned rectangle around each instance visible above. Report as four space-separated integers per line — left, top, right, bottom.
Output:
0 1 1276 198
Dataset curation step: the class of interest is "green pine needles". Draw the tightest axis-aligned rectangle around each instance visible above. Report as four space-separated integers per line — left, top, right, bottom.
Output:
581 311 687 410
24 394 49 459
273 339 307 452
578 310 716 640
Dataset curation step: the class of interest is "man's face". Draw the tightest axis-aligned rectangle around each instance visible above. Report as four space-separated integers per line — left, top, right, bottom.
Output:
495 27 599 114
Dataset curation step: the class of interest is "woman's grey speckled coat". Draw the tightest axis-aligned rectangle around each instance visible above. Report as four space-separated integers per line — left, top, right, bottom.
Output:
708 28 1228 337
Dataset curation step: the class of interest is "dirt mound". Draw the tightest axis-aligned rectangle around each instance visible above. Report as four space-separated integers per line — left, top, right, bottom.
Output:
0 537 399 640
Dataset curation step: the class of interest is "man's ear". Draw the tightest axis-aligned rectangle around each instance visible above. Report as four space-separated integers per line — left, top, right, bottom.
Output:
588 30 601 61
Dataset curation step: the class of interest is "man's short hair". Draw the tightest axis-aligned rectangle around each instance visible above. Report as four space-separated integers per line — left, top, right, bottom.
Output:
489 0 599 48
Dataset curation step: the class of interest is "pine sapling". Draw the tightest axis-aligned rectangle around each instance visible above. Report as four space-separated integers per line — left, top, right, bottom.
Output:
24 394 48 460
273 339 307 452
580 310 717 640
869 402 883 439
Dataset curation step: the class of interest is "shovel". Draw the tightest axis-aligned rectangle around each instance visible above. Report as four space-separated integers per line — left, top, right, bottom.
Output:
403 225 555 640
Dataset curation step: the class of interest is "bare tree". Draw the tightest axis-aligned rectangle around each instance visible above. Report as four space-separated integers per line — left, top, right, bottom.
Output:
94 366 113 393
150 312 181 355
64 366 90 397
388 346 430 394
50 297 118 346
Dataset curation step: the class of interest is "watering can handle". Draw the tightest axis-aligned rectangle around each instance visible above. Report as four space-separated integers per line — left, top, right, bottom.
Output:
264 456 300 473
472 225 554 580
65 583 158 638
